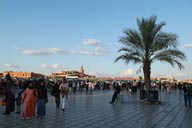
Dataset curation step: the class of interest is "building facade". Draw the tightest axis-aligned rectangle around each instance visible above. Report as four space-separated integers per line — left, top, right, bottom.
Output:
2 71 44 79
51 66 95 78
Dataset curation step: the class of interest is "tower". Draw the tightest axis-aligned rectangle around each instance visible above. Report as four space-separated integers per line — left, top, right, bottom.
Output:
170 73 175 81
80 66 84 77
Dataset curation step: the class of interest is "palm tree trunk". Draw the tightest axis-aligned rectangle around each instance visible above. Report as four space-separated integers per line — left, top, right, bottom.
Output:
143 61 151 100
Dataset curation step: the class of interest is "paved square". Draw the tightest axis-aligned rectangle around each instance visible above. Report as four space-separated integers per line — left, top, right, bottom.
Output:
0 90 192 128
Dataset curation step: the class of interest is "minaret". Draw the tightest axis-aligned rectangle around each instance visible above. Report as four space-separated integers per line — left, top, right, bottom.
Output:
170 73 175 81
80 66 84 77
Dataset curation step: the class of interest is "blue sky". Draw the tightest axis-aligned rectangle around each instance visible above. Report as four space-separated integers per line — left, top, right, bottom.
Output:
0 0 192 80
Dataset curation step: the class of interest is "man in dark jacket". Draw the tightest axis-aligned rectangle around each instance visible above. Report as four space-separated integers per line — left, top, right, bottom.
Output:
52 81 61 108
36 81 48 118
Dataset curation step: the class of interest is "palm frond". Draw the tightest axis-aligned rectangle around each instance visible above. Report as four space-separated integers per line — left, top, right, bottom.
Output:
117 47 131 53
151 32 178 53
151 49 186 70
136 65 143 74
114 54 142 64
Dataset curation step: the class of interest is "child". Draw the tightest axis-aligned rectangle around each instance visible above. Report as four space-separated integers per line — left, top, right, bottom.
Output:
15 92 22 114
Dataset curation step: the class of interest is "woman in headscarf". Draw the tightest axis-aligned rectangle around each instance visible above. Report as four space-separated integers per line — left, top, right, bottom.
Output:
21 81 37 120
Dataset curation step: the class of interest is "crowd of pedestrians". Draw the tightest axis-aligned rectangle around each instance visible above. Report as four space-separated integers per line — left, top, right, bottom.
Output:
0 75 97 120
1 74 192 121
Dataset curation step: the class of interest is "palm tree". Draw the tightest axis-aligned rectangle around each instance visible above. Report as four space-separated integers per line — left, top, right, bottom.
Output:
115 16 186 98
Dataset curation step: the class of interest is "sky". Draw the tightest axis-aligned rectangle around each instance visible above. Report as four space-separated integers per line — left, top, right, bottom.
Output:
0 0 192 80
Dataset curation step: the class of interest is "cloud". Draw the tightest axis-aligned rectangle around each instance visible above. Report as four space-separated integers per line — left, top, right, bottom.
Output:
20 48 69 56
20 47 109 57
87 70 111 77
41 64 67 70
94 47 109 56
83 38 101 46
5 64 20 68
79 50 92 55
82 38 110 56
51 64 65 69
18 38 109 57
41 64 51 69
87 70 98 76
19 47 108 56
151 73 167 78
183 44 192 48
123 68 134 76
78 47 109 56
174 73 183 78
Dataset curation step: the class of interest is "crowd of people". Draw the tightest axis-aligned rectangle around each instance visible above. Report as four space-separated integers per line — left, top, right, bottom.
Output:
1 76 192 121
0 78 48 120
0 76 96 120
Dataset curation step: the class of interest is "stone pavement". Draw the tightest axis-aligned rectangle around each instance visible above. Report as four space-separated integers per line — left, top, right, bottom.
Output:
0 90 192 128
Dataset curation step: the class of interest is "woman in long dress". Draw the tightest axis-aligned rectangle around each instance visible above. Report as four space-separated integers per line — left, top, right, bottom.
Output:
21 81 37 120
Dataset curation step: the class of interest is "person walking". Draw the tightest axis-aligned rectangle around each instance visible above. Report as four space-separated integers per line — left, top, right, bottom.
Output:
72 79 77 94
188 83 192 107
52 80 61 108
86 80 89 95
68 80 73 94
21 81 37 120
59 78 68 111
2 80 15 115
183 83 191 107
0 79 4 105
88 80 93 95
36 81 48 118
79 81 83 91
15 92 22 114
178 83 183 94
110 82 121 104
132 80 137 95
